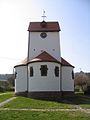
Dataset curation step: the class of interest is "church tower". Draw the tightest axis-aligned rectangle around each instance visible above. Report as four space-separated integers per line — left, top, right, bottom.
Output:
28 20 61 62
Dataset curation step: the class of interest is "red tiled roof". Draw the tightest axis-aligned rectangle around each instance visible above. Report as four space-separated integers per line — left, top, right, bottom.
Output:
30 51 60 63
14 52 74 68
61 57 74 67
28 21 61 32
29 52 74 67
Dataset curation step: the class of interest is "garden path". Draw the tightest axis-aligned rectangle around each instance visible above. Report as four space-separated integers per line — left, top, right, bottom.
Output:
0 97 17 107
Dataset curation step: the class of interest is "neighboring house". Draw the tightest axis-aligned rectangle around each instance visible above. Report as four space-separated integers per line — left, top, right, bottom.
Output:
14 20 74 100
0 74 15 91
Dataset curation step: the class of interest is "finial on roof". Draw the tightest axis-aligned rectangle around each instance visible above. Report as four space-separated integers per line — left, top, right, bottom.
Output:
41 10 46 21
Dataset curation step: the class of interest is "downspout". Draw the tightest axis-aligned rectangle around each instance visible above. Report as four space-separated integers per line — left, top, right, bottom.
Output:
60 64 63 97
59 29 62 97
26 65 28 96
27 31 30 95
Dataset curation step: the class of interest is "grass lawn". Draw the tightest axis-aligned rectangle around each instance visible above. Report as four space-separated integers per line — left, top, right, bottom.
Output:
0 92 14 103
3 96 75 109
0 93 90 120
0 110 90 120
2 93 90 109
0 92 4 94
79 95 90 109
0 91 14 94
62 94 90 109
0 91 8 94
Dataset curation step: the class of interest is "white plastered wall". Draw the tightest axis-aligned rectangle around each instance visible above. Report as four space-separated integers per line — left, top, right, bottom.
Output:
15 66 27 92
29 32 61 61
28 62 61 91
62 66 74 91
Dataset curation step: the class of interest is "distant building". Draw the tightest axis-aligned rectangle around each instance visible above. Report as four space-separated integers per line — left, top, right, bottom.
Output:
14 20 74 99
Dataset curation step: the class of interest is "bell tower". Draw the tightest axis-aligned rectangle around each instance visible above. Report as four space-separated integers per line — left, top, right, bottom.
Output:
27 14 61 61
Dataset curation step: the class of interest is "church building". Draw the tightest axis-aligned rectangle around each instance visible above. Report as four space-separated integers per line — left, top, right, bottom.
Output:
14 19 74 100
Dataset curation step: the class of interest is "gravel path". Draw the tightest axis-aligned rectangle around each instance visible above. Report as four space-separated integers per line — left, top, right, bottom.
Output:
0 97 17 107
0 108 80 111
0 108 90 114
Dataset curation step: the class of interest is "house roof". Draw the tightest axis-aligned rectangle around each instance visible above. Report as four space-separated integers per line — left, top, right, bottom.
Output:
14 51 74 68
28 21 61 32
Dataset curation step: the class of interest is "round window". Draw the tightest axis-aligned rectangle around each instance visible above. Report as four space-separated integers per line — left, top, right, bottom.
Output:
40 32 47 38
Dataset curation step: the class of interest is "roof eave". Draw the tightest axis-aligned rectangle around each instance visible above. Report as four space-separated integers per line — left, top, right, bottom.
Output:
28 29 60 32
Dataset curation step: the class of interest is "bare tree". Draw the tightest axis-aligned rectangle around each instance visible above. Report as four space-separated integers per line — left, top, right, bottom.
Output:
7 74 15 87
75 71 89 91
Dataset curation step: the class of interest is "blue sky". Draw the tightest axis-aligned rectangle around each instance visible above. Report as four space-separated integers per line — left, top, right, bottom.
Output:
0 0 90 73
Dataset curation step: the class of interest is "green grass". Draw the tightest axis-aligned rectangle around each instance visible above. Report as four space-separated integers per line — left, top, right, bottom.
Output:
2 93 90 109
0 92 4 94
0 91 8 94
80 104 90 109
3 96 74 109
61 94 90 109
79 96 90 109
0 91 14 94
0 111 90 120
0 92 14 103
0 93 90 120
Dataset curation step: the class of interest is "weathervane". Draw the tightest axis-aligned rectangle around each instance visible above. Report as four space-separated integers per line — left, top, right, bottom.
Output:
41 10 46 21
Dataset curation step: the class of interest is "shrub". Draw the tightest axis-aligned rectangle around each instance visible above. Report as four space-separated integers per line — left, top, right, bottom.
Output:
84 86 90 95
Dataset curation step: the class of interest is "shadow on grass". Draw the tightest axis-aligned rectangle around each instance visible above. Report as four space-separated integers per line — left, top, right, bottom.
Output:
28 93 90 105
15 92 90 106
60 94 90 105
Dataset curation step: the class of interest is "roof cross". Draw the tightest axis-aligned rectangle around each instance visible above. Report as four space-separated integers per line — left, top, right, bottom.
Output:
41 10 46 21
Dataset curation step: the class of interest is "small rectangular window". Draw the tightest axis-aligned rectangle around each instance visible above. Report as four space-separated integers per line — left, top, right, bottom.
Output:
72 70 74 79
55 66 59 77
40 65 48 76
15 72 17 78
30 67 33 77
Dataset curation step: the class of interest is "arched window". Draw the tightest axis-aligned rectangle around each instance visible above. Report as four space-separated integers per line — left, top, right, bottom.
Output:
40 65 48 76
30 67 33 77
55 66 59 77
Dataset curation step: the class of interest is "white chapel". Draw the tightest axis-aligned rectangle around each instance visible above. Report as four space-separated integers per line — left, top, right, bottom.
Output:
14 19 74 100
